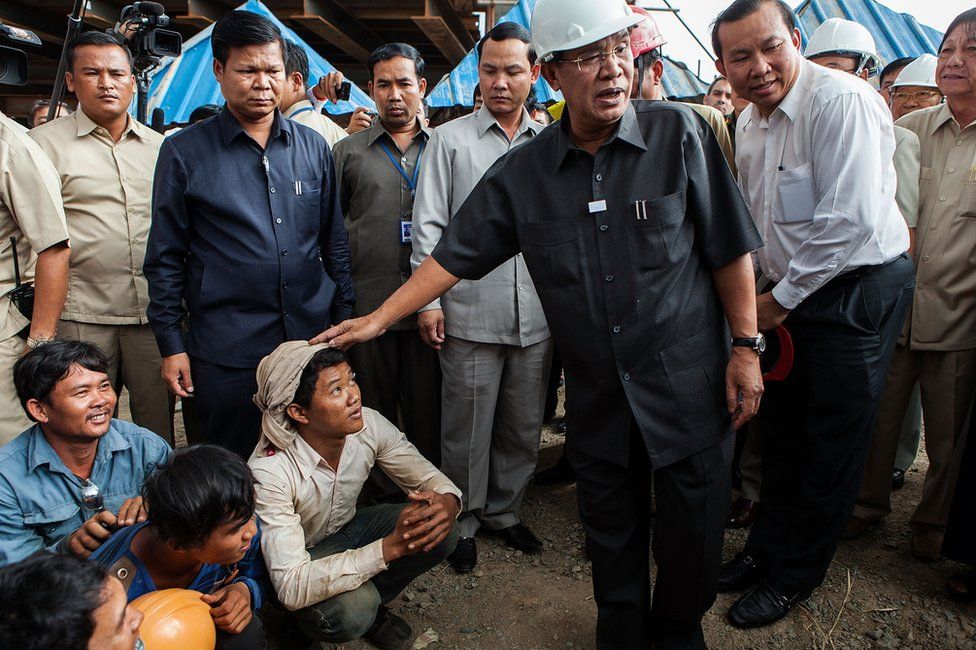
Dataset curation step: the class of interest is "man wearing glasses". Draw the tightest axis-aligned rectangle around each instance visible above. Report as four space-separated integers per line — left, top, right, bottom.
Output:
312 0 763 646
0 340 170 566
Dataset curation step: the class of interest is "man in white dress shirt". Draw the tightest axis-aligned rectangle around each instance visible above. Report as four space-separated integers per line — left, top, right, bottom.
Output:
710 0 915 629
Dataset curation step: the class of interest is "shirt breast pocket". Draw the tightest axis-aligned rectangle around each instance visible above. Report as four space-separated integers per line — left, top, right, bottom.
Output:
918 166 934 209
295 178 323 235
627 191 685 271
774 163 817 223
23 501 81 545
523 219 581 288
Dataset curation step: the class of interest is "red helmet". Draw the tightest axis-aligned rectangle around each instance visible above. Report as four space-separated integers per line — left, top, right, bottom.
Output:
629 6 667 59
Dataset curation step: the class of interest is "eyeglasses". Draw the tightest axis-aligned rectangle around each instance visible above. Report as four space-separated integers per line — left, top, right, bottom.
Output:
553 43 632 74
891 89 942 103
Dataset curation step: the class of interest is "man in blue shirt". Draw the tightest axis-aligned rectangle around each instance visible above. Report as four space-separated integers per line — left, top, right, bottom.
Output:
145 10 354 458
0 340 171 566
91 445 269 649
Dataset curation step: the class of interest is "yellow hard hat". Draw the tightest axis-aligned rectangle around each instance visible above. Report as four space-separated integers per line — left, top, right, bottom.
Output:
131 589 216 650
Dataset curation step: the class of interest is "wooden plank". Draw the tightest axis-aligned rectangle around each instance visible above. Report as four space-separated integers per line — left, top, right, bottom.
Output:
289 0 382 63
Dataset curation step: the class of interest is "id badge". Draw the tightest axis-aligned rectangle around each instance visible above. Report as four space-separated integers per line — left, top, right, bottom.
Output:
400 219 412 244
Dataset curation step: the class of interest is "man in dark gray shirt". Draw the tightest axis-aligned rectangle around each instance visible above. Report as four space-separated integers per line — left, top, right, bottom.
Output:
314 1 764 646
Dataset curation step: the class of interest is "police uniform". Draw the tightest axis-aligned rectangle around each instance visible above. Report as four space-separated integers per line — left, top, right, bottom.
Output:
431 101 762 648
30 110 172 444
0 112 69 443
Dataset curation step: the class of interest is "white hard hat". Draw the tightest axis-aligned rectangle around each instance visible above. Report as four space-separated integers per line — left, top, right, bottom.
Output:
891 53 939 89
804 18 881 77
531 0 645 63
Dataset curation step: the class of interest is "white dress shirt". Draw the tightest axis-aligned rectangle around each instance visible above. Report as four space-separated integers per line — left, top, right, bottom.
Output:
249 408 462 611
735 59 909 310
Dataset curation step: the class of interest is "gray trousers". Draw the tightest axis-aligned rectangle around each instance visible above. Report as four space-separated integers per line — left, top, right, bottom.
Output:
439 336 553 538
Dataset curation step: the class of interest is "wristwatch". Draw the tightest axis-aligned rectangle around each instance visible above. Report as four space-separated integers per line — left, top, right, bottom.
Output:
732 334 766 354
26 335 54 351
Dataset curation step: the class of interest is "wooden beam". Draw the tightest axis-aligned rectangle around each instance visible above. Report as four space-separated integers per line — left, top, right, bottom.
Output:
287 0 382 63
0 2 69 44
83 0 125 30
412 0 476 65
180 0 224 27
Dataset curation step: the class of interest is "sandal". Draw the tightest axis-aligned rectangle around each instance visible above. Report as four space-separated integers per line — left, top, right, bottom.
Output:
946 568 976 603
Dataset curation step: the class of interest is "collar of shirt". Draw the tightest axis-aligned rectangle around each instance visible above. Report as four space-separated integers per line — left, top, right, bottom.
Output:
475 105 543 139
217 106 292 148
365 117 431 148
26 421 131 477
741 59 810 131
74 108 150 141
282 99 313 119
928 101 976 135
552 102 648 172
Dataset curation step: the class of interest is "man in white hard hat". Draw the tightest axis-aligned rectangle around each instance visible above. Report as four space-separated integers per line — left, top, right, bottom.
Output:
311 0 766 646
803 17 881 80
889 54 944 120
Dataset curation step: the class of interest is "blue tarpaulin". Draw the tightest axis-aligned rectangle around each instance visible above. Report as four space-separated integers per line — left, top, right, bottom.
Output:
425 0 708 108
147 0 374 123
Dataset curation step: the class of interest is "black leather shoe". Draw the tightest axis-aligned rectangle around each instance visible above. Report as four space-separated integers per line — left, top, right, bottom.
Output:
892 468 906 490
484 522 543 553
533 454 575 486
364 606 413 649
717 551 767 593
727 581 811 629
448 537 477 573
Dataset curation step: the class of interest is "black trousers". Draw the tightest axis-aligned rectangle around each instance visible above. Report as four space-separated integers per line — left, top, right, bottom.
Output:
745 255 914 592
570 424 733 649
347 329 441 503
188 357 262 458
943 389 976 566
216 612 266 649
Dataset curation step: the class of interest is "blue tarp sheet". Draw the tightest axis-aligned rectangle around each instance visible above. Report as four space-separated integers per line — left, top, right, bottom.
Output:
147 0 374 123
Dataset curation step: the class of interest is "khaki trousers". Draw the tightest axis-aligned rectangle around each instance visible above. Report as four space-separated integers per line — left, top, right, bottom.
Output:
58 321 173 445
0 335 31 444
854 344 976 529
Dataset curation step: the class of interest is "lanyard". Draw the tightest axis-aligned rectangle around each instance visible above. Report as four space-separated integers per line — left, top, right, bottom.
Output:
289 106 316 117
378 139 426 195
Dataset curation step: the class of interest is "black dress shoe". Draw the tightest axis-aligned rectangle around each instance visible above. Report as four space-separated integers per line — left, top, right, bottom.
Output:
364 606 414 649
727 581 811 629
484 522 543 553
533 454 575 486
448 537 477 573
717 551 767 593
891 468 906 490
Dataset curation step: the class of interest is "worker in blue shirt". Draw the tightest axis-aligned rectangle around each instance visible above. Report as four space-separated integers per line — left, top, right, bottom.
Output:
145 10 355 458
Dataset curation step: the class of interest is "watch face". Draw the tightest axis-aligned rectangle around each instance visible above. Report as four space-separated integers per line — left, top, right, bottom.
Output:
757 334 766 354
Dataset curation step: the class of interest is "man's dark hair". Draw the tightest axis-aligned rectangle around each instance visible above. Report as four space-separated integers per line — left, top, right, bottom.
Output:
476 21 537 65
367 43 425 81
706 76 728 94
0 553 109 650
710 0 797 61
472 84 482 105
29 100 71 127
143 445 255 550
13 341 109 420
67 31 134 73
211 10 285 66
285 39 310 86
188 103 222 123
291 347 351 411
879 57 915 86
940 9 976 52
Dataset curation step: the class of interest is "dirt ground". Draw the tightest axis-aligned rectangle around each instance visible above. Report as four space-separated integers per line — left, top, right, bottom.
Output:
153 392 976 649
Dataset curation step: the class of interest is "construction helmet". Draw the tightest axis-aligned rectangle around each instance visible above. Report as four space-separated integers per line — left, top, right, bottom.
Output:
629 6 667 59
804 18 881 77
891 53 938 89
132 589 217 650
531 0 645 63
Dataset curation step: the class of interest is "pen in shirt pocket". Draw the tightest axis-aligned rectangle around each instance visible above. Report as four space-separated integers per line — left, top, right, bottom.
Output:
294 180 303 196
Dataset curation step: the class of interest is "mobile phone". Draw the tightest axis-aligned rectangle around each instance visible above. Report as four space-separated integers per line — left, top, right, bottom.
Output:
336 81 351 101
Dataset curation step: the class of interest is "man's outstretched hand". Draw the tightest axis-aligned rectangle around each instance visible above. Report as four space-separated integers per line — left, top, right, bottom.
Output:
310 314 386 350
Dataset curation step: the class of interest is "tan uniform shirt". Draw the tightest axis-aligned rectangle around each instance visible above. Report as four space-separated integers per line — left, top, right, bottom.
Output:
249 408 461 611
30 110 163 324
284 100 348 149
0 112 69 341
893 125 921 228
897 103 976 350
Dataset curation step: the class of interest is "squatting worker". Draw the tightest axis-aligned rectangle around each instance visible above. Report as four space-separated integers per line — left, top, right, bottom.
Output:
314 0 765 646
0 110 70 444
145 10 354 458
713 0 915 629
31 31 173 444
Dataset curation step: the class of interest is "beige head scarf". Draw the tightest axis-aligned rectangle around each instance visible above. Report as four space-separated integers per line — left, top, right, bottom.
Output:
252 340 331 453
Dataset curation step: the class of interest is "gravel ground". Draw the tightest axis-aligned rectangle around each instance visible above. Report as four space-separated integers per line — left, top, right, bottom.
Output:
142 391 976 649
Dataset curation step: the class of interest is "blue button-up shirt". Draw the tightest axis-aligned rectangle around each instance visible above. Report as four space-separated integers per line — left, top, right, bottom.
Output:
0 419 171 566
145 108 355 368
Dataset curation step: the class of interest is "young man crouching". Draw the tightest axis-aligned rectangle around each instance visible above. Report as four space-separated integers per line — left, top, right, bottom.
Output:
249 342 460 650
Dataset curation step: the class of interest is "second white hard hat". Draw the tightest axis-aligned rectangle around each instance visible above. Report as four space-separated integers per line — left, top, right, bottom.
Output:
804 18 881 77
531 0 645 63
891 53 939 89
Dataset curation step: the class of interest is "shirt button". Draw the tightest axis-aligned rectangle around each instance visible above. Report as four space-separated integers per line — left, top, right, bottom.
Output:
595 173 603 182
599 224 609 232
948 168 956 174
612 325 621 333
281 249 288 256
939 196 947 202
275 218 282 224
605 274 614 282
922 255 930 262
622 372 631 381
270 187 277 194
930 225 938 231
957 140 964 146
401 156 407 164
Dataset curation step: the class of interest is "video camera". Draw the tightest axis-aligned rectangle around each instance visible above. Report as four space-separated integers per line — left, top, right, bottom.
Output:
113 2 182 73
0 22 41 86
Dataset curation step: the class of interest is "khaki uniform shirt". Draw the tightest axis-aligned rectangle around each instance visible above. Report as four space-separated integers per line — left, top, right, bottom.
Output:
30 110 164 324
283 100 347 149
249 408 461 611
332 119 431 330
897 103 976 350
0 112 69 341
893 125 921 228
